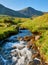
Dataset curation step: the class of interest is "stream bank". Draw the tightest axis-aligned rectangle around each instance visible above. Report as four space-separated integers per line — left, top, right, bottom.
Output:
0 29 46 65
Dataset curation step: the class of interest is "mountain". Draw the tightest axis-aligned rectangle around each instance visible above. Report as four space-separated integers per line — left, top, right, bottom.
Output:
19 7 44 17
0 4 44 18
0 4 27 18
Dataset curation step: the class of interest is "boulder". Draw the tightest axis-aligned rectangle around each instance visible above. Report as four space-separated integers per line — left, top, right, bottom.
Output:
45 62 48 65
23 35 35 41
35 35 40 40
17 37 23 41
27 38 35 49
33 58 41 65
32 31 41 35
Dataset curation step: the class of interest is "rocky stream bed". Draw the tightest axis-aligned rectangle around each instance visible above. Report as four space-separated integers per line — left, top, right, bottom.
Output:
0 29 45 65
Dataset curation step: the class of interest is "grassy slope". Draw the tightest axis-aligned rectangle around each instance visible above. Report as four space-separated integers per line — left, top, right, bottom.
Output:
0 14 48 62
0 15 18 40
0 15 30 40
20 14 48 62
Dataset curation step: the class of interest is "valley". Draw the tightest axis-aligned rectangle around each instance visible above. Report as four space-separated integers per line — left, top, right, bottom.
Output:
0 4 48 65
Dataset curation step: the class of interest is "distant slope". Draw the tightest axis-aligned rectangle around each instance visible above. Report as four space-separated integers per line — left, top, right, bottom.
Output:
0 4 28 18
19 7 44 17
20 13 48 32
0 4 44 18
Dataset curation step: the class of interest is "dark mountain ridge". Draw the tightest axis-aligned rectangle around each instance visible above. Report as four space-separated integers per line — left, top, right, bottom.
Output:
0 4 44 18
0 4 27 18
19 7 44 17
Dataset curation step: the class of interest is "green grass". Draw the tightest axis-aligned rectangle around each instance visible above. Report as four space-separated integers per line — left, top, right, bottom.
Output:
20 14 48 62
0 26 18 40
0 15 30 40
0 14 48 62
0 15 18 40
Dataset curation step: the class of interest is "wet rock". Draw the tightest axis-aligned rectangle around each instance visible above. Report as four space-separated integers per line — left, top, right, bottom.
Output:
12 46 17 49
24 36 35 41
45 62 48 65
17 37 23 41
19 27 26 30
32 31 41 35
18 45 25 50
27 38 35 49
11 49 18 57
33 58 41 65
24 36 31 41
32 52 40 59
35 35 40 40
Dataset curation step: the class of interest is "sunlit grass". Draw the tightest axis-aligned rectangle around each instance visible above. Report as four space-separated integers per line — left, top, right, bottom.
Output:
20 14 48 62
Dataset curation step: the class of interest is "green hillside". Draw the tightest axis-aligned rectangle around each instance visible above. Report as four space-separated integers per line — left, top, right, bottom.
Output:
20 14 48 62
0 14 48 62
0 15 30 40
0 15 18 40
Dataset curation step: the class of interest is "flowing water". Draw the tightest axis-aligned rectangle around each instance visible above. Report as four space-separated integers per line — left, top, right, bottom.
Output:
0 29 33 65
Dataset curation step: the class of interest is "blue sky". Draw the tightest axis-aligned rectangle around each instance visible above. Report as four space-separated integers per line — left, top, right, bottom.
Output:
0 0 48 12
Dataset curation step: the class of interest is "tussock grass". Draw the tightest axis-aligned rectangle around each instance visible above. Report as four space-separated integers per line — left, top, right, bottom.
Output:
20 14 48 62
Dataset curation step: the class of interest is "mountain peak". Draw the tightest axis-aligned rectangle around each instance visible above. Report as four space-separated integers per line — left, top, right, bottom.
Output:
22 7 34 11
26 7 35 11
0 4 44 18
19 7 43 17
26 7 32 9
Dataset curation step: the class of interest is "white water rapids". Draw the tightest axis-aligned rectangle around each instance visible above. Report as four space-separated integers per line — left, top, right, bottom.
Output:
0 30 33 65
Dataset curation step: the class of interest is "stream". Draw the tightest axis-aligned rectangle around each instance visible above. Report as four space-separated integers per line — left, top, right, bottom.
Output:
0 29 33 65
0 29 41 65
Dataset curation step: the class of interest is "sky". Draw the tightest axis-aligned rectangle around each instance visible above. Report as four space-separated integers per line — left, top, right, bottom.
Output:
0 0 48 12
